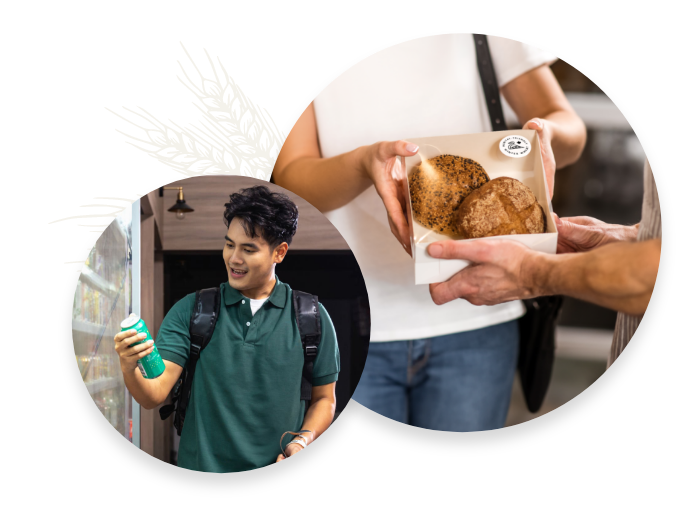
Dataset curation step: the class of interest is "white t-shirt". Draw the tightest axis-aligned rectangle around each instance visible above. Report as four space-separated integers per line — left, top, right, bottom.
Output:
314 34 556 342
249 297 268 315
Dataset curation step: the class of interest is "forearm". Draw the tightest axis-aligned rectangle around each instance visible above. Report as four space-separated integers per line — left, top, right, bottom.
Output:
541 110 587 168
274 148 371 213
532 239 661 315
298 396 336 444
502 65 587 169
121 367 168 410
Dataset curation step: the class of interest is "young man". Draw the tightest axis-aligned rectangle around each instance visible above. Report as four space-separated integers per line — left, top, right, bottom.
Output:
114 185 340 472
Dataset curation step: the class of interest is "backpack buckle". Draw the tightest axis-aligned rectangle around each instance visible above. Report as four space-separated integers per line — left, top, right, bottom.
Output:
189 342 202 358
304 345 318 357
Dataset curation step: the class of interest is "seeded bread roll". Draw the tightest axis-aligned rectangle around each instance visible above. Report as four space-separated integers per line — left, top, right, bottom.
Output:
409 155 490 237
455 177 546 239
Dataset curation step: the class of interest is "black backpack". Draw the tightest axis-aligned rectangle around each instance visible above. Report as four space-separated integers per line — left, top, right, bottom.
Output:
159 287 322 436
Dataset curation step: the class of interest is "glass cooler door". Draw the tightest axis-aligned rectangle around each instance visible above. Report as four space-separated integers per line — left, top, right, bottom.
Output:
72 206 135 442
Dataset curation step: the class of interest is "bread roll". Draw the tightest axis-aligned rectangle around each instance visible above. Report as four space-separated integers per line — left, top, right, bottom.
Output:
455 177 546 239
409 155 490 237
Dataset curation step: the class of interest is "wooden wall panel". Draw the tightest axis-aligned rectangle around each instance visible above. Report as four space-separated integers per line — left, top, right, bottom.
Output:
139 213 155 458
140 215 155 331
139 195 154 218
147 187 164 244
153 252 164 337
152 250 170 461
139 209 172 462
156 176 349 251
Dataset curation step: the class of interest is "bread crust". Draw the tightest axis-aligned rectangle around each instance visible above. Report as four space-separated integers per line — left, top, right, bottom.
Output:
455 177 547 239
409 155 490 237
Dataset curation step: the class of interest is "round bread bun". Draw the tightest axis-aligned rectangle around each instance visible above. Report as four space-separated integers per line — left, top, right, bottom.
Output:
409 155 490 237
455 177 547 239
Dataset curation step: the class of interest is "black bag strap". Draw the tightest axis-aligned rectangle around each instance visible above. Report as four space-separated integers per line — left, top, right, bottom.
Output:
473 34 507 132
518 296 563 412
292 290 321 402
473 35 563 413
159 287 221 435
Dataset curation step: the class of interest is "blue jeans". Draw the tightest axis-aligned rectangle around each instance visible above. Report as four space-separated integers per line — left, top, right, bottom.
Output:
352 320 519 432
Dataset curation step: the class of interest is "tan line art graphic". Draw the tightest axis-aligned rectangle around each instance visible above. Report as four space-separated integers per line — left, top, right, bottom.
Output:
48 194 142 272
109 43 284 180
54 44 284 267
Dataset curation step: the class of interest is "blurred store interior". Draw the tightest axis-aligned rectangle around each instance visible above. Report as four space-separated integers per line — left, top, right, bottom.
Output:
504 60 647 426
72 177 370 464
73 210 134 442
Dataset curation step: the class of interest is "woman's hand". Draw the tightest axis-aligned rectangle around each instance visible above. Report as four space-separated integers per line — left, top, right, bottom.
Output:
273 104 420 256
503 64 586 181
361 140 419 255
523 118 556 199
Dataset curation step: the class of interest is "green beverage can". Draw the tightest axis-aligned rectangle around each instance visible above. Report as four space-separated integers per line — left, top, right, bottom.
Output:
120 313 165 379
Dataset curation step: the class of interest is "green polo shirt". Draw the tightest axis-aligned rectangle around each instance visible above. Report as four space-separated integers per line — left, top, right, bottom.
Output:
155 277 340 473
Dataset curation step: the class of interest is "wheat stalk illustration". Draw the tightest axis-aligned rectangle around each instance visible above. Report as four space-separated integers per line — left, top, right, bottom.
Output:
48 195 142 272
53 44 284 263
110 44 284 180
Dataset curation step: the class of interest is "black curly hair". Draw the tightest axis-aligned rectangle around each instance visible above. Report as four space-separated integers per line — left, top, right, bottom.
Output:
223 186 299 248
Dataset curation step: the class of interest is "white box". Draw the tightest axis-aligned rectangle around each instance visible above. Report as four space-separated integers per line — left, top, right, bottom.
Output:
400 129 558 285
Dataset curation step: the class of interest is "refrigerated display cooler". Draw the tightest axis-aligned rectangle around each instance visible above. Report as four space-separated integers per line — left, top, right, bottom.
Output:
72 203 141 445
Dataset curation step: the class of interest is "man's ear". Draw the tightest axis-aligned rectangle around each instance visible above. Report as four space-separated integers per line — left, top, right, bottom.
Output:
273 242 289 264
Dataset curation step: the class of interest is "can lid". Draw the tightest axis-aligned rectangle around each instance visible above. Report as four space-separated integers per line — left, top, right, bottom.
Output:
120 313 140 328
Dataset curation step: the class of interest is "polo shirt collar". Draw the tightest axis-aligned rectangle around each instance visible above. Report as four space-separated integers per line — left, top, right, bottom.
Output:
268 277 287 308
222 276 287 308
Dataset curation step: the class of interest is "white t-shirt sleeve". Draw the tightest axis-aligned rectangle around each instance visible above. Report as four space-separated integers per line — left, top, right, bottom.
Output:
487 36 557 87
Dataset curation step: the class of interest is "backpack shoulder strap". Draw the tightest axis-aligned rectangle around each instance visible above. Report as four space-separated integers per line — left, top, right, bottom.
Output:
189 287 222 351
292 290 321 402
472 34 508 132
160 287 221 435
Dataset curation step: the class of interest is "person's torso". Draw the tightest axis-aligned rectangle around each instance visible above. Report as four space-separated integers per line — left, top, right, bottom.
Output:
314 34 525 341
178 283 305 472
610 161 661 366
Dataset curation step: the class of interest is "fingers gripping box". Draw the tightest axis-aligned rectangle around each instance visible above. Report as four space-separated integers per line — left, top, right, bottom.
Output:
400 129 558 285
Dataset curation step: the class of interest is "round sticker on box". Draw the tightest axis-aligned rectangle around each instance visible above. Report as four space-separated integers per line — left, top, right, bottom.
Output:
500 135 531 158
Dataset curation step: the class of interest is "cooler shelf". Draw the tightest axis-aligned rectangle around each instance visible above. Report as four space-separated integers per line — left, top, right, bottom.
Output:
80 265 118 297
72 319 110 336
86 377 121 395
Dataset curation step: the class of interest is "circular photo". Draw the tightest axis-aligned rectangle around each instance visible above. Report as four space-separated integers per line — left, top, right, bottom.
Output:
72 176 370 472
272 33 660 431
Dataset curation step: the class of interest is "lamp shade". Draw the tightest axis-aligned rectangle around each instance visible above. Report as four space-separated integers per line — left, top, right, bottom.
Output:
167 200 194 213
164 187 194 220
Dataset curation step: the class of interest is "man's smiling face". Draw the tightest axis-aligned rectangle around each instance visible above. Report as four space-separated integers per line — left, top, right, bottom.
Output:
223 217 286 297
